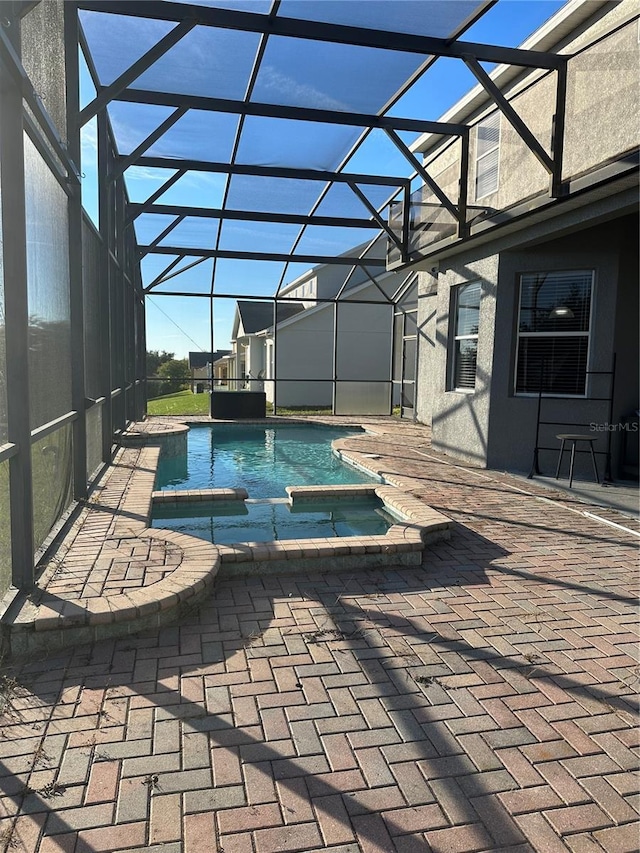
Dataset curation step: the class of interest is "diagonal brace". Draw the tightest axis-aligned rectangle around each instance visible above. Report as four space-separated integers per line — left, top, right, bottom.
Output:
145 255 211 291
111 106 188 182
78 18 196 125
139 215 186 258
126 168 187 224
463 56 554 174
348 182 404 256
385 128 460 222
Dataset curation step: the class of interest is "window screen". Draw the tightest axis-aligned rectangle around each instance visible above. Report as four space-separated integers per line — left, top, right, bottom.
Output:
515 271 593 395
451 281 481 391
475 112 500 200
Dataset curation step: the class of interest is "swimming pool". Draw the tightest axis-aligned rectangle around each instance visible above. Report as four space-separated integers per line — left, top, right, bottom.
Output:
155 423 375 498
152 495 393 545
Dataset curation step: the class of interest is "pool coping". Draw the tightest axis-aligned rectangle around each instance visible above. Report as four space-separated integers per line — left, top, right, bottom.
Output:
3 420 451 656
148 428 452 576
150 481 451 574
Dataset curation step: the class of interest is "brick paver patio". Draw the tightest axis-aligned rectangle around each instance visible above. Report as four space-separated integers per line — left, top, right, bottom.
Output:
0 418 637 852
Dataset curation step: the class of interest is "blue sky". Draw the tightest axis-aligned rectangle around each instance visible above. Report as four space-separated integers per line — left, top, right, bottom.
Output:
79 0 566 361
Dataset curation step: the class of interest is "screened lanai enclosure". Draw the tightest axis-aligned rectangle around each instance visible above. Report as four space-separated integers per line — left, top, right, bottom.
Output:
0 0 575 596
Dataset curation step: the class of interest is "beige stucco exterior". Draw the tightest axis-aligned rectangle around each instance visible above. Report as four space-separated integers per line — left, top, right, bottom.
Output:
412 0 639 479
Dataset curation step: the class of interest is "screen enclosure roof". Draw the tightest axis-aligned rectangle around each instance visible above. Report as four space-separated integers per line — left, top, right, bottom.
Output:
76 0 561 301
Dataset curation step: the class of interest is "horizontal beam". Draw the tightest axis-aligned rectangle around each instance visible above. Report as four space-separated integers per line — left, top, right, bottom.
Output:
146 291 394 305
0 442 18 464
128 202 381 229
123 155 409 188
77 1 563 69
114 88 466 136
140 245 388 266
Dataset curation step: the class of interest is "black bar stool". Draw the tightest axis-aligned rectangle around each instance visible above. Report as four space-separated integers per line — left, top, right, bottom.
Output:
555 434 599 488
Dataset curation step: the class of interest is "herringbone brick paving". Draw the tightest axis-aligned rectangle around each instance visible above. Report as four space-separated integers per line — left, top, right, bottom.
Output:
35 449 179 602
0 420 637 852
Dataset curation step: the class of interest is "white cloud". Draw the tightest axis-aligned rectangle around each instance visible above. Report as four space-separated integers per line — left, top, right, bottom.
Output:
258 65 350 112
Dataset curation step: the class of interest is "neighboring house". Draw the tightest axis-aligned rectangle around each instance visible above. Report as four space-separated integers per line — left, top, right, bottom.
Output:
227 239 416 413
188 350 231 392
400 0 638 480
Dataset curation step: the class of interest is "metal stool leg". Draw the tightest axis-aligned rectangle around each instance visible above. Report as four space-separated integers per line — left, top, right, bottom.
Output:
568 441 577 488
555 439 566 479
588 442 599 484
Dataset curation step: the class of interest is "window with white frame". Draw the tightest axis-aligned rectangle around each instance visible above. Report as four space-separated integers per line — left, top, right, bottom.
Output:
475 111 501 200
515 270 593 396
451 281 481 391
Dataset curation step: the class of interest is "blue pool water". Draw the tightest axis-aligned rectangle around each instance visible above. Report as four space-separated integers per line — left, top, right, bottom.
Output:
152 497 392 544
155 423 375 498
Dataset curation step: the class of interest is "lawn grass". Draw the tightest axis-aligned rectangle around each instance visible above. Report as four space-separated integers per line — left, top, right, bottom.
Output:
146 392 397 418
146 390 210 416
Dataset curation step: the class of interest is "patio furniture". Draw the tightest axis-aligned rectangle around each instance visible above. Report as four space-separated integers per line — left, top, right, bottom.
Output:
555 434 600 488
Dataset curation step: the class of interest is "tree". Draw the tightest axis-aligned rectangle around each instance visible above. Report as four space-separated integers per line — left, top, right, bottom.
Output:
146 350 178 398
157 358 190 395
146 350 174 377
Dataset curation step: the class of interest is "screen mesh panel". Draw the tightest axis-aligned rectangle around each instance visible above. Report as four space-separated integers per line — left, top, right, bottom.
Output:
86 402 103 479
279 0 482 38
0 461 10 598
146 111 240 162
135 25 261 99
79 11 175 85
334 381 391 415
21 0 68 142
82 220 103 400
158 217 221 250
252 37 424 114
107 102 176 154
294 226 379 258
225 175 322 215
31 423 73 554
213 259 286 296
148 258 215 295
218 220 300 253
0 151 6 445
24 135 72 429
236 117 361 172
336 302 393 380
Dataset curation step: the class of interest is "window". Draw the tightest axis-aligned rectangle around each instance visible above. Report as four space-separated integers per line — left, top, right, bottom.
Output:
451 281 481 391
515 271 593 396
475 111 500 199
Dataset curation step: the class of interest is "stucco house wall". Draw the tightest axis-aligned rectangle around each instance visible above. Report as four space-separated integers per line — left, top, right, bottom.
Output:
412 1 639 478
407 4 639 259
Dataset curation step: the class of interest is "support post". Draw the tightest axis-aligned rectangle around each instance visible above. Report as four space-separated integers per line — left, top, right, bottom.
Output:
65 2 89 499
332 301 339 415
272 299 278 415
97 108 114 461
0 18 35 588
550 61 568 198
458 129 470 238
